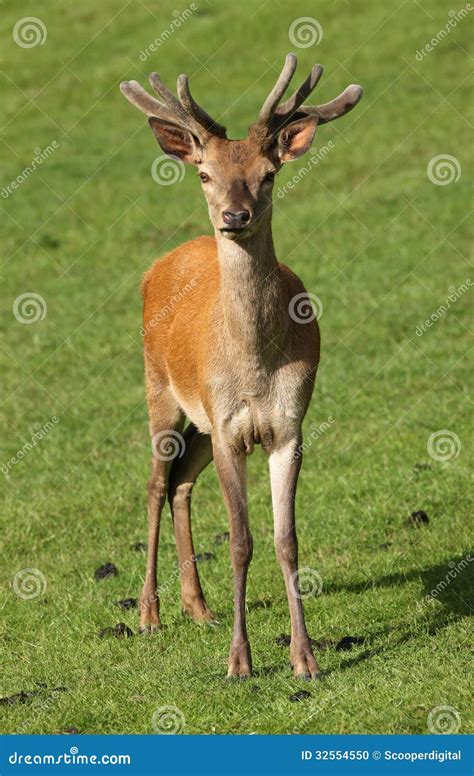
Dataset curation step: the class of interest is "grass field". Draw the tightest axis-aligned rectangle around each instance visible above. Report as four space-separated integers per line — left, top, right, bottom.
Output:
1 0 472 735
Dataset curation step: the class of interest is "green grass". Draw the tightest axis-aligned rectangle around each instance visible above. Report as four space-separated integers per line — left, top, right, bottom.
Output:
1 0 472 735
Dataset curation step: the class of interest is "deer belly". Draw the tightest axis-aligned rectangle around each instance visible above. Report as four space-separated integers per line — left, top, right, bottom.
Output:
169 379 212 434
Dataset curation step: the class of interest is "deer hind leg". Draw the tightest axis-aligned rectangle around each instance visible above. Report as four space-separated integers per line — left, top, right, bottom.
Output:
167 424 214 621
140 379 184 633
269 435 320 679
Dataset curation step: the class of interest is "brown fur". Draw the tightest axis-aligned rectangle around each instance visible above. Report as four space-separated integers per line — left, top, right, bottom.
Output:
120 58 361 678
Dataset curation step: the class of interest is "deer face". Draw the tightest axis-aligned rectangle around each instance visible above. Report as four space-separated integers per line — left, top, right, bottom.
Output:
145 128 317 239
121 55 362 240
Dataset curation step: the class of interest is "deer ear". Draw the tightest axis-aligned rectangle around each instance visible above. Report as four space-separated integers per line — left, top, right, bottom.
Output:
276 115 319 163
148 117 202 164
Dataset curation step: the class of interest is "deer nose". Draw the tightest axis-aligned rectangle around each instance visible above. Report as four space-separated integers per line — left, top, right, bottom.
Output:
222 209 251 227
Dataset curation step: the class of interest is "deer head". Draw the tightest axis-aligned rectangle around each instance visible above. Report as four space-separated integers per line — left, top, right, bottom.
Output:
120 54 362 240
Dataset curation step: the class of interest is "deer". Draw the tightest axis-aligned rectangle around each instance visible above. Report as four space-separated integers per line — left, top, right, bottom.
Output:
120 53 362 679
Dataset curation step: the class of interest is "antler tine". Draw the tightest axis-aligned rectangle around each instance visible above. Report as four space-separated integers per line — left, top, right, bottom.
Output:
296 84 363 125
149 72 195 128
258 53 298 125
274 64 323 125
120 80 179 124
177 74 227 138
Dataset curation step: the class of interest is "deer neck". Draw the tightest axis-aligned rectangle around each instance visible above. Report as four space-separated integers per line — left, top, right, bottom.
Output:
215 218 286 371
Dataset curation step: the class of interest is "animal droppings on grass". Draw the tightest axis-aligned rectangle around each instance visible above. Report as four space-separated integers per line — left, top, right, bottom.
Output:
214 531 230 544
116 598 138 610
335 636 366 651
61 727 79 734
94 563 118 580
40 233 61 249
380 542 392 550
195 552 215 562
289 690 311 702
275 634 291 646
0 686 67 706
130 542 147 552
408 510 430 527
413 463 432 473
99 622 134 639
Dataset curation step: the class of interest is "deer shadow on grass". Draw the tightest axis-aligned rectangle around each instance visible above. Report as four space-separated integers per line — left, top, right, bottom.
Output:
318 552 473 678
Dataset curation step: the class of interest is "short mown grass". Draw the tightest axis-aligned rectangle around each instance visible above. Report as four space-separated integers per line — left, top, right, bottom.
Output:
1 0 472 734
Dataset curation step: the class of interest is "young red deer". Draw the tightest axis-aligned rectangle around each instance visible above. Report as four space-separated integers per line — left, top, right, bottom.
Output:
120 54 362 679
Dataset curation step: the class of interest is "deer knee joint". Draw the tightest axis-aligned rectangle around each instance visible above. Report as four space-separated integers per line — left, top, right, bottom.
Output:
168 480 193 507
231 531 253 567
275 532 297 566
147 477 166 504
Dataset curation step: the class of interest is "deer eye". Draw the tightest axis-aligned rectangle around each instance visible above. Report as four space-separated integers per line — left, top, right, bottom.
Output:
263 171 275 184
199 172 210 183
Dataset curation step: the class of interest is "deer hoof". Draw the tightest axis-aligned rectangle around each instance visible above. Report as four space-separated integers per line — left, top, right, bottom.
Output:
291 641 320 680
227 642 252 679
138 621 161 634
182 597 216 623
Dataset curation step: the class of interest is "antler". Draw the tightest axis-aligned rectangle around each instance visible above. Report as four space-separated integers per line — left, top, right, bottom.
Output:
250 53 362 138
120 73 227 140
